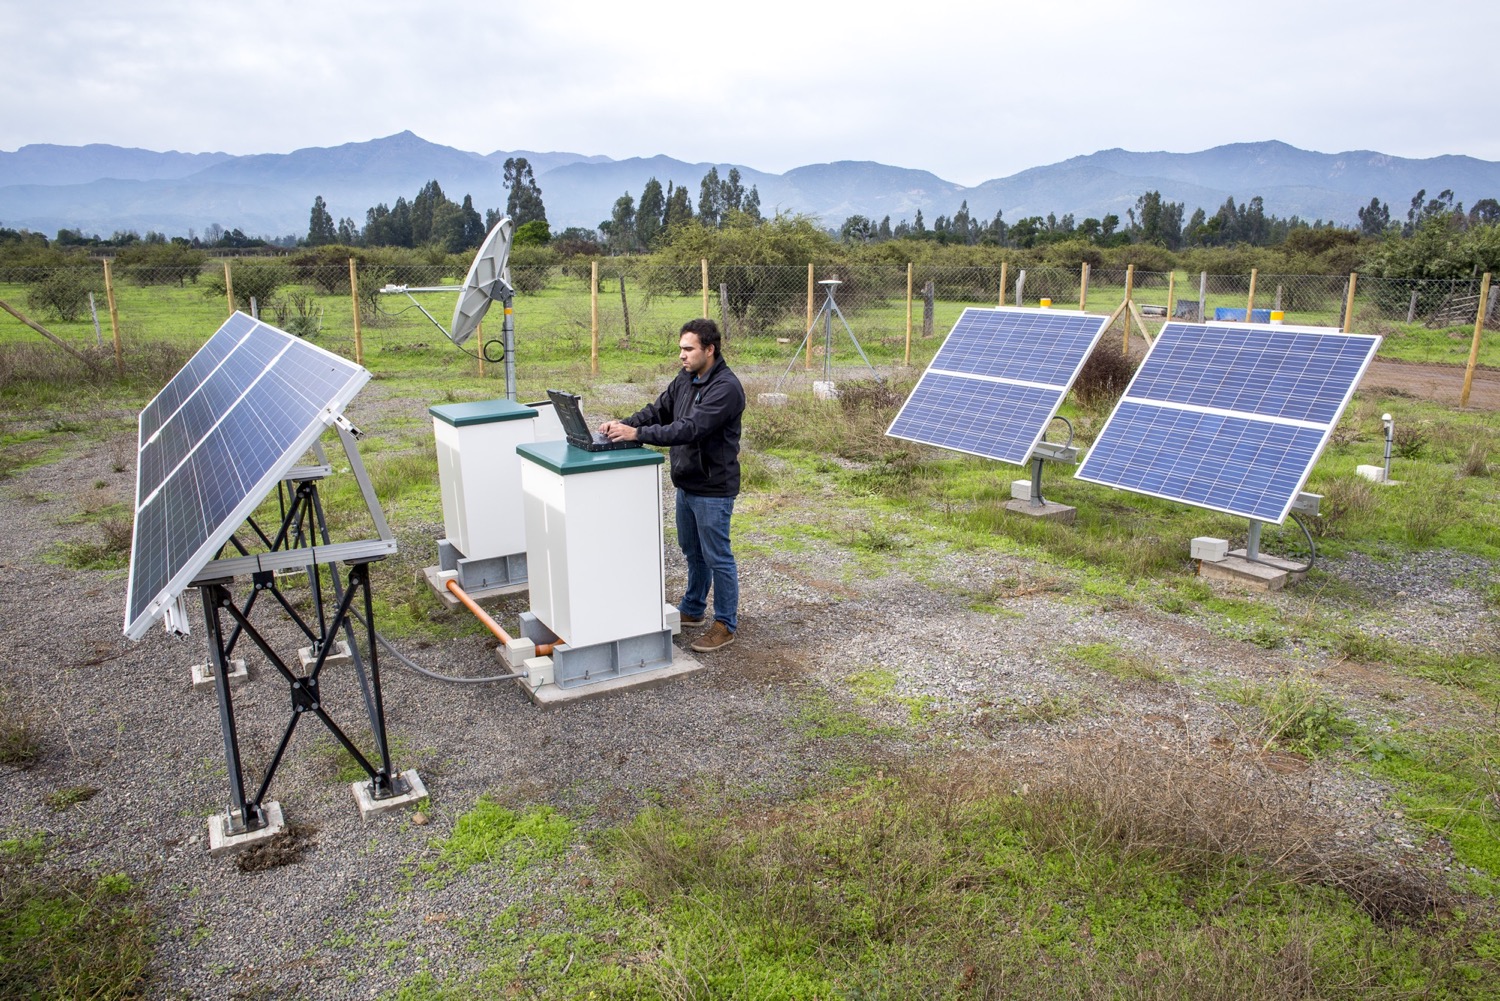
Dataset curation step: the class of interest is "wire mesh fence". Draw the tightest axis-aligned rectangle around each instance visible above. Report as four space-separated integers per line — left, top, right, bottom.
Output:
1 259 1496 391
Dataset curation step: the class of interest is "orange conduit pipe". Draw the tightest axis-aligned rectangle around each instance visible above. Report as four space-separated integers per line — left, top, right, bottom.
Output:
444 578 557 657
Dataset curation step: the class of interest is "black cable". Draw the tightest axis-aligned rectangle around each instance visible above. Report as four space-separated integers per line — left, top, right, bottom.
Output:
1243 510 1317 574
350 608 525 685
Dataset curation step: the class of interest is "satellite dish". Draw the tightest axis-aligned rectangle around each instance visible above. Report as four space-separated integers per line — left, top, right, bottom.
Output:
450 216 514 346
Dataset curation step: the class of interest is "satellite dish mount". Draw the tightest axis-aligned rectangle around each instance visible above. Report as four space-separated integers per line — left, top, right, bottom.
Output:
378 217 519 399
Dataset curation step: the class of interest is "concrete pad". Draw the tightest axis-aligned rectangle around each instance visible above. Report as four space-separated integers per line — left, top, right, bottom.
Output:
207 801 284 857
190 658 247 691
352 769 428 821
1004 499 1076 524
1197 550 1307 591
519 646 703 710
298 640 351 670
757 392 789 407
423 565 527 608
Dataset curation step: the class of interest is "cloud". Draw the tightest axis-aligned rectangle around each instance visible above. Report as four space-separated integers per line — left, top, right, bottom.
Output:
3 0 1497 184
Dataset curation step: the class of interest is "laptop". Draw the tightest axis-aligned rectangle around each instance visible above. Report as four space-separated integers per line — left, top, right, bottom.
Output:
546 389 642 452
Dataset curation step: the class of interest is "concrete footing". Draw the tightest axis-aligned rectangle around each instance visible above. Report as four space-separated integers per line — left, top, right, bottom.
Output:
1197 550 1308 591
297 640 351 671
1004 498 1077 523
352 769 428 821
207 801 285 856
190 658 247 691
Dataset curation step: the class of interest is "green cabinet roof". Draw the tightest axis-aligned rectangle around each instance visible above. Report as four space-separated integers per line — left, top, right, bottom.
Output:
517 440 664 475
429 398 537 427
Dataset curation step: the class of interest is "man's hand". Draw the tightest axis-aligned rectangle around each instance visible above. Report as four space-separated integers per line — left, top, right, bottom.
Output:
599 420 639 442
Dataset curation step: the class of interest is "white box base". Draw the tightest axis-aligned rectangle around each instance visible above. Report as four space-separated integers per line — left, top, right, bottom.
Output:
519 647 704 709
208 801 285 856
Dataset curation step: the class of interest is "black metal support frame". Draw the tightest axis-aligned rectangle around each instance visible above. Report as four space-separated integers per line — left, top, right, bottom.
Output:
197 456 406 836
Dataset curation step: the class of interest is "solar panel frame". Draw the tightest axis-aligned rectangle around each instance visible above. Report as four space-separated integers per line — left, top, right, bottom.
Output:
125 313 370 640
1074 321 1380 524
887 306 1112 465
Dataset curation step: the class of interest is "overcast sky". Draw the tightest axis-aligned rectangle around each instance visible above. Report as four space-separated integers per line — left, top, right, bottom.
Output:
3 0 1495 186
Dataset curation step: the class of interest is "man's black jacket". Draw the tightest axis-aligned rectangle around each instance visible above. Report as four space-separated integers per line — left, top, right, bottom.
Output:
621 357 745 497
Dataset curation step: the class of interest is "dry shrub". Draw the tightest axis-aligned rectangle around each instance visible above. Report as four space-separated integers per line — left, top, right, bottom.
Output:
1072 341 1138 410
1312 475 1376 538
1460 441 1490 477
1030 740 1446 924
0 683 42 768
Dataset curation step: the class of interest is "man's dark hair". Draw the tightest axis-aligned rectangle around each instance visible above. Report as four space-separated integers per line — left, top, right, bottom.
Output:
680 317 722 357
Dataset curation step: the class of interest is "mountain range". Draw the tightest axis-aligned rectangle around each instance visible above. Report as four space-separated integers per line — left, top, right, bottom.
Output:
3 132 1498 242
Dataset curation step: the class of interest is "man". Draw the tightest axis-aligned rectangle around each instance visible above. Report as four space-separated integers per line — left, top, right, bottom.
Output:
600 318 745 653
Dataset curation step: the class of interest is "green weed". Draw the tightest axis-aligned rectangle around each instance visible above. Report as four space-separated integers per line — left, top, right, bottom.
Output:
421 798 574 882
1226 672 1355 756
1066 640 1170 683
0 833 154 999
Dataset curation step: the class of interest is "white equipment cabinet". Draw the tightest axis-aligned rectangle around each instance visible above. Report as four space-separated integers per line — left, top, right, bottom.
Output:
516 440 674 687
430 399 537 591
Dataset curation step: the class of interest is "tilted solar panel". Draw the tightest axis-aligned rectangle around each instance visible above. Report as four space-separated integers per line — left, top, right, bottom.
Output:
1074 322 1380 523
887 307 1111 465
125 313 370 640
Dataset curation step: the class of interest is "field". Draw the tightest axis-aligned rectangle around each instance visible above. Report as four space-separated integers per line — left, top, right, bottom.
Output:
1 280 1498 999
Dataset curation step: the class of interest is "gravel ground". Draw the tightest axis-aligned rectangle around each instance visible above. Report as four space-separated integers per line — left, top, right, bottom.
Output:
1 374 1496 999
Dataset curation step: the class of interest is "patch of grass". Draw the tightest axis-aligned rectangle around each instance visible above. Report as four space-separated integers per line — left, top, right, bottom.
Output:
0 833 154 1000
1224 672 1356 757
1360 725 1500 881
544 760 1485 999
788 686 899 740
44 513 134 570
44 786 99 812
1066 640 1170 683
420 798 574 883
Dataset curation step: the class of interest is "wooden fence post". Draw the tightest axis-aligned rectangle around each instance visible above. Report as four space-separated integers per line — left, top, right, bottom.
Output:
619 272 632 347
1342 272 1358 333
103 260 123 375
1245 268 1259 322
998 261 1008 307
1079 262 1090 311
591 260 599 376
223 261 235 318
1122 264 1135 354
904 262 913 365
347 258 363 365
922 281 934 338
700 258 709 318
1166 271 1176 321
1461 271 1492 408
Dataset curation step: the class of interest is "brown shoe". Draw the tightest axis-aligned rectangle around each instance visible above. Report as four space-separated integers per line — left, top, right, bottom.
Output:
678 612 708 628
690 621 735 652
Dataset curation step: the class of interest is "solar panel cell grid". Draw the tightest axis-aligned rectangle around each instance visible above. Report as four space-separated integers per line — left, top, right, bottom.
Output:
887 307 1111 465
1075 322 1380 523
125 313 369 640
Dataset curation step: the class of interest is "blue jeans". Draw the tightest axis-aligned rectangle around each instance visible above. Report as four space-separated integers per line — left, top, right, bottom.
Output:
675 489 738 633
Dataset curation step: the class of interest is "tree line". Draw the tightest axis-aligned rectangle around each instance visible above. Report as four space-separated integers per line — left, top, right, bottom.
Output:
4 169 1498 285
